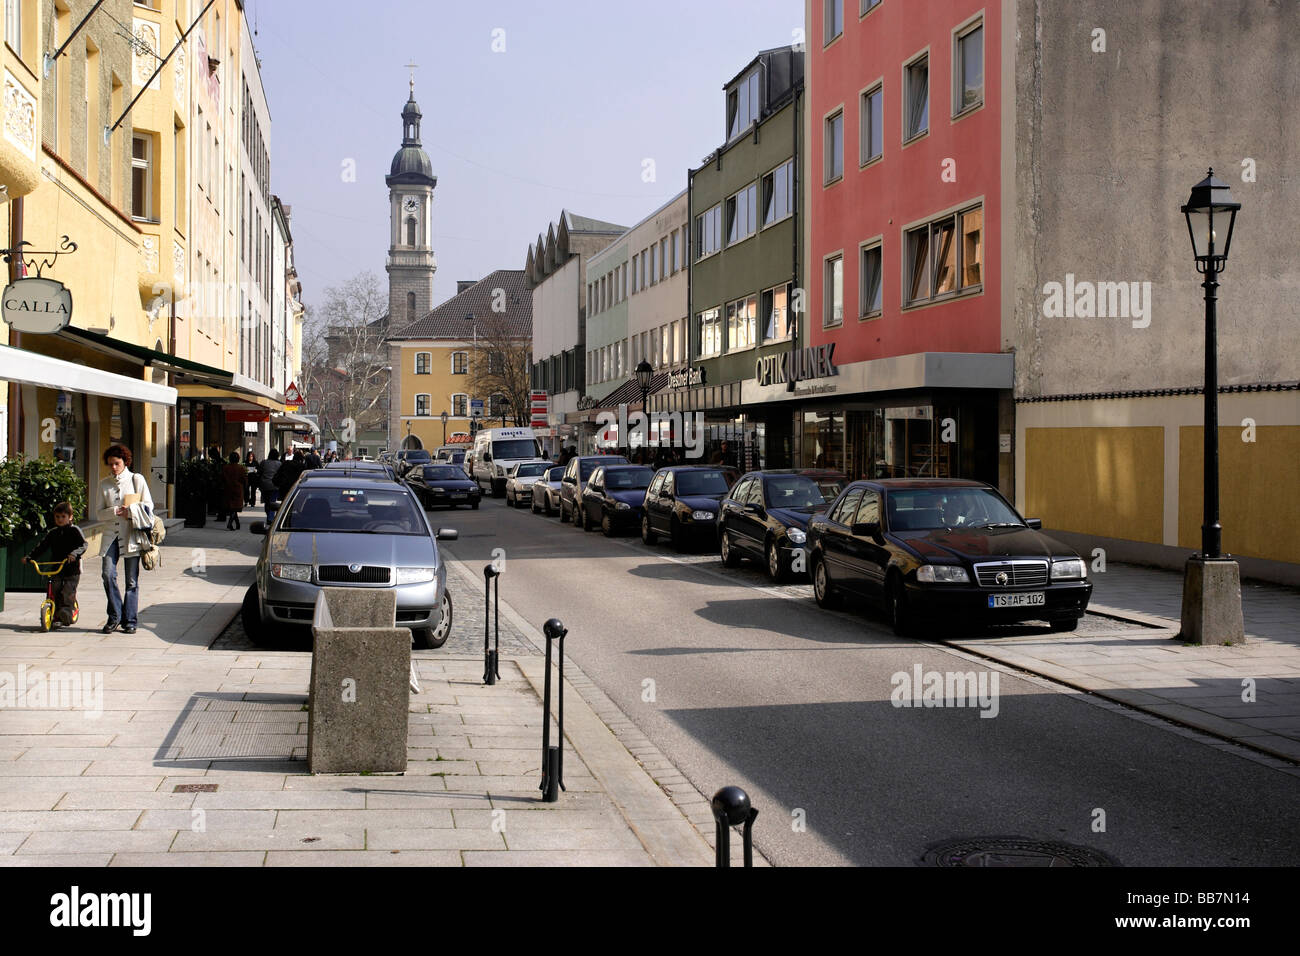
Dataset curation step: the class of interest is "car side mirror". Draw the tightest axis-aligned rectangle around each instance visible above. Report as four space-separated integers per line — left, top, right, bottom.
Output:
743 502 762 515
436 529 458 540
1025 518 1042 530
249 521 268 535
851 521 881 538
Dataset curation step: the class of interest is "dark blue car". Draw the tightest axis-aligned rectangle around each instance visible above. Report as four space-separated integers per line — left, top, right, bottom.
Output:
577 465 656 536
719 471 832 581
641 466 733 551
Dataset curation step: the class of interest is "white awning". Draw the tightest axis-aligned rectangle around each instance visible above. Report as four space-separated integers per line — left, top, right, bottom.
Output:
0 343 177 405
271 411 320 435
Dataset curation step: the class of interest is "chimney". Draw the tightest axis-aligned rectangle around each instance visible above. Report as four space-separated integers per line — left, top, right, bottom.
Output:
457 280 476 295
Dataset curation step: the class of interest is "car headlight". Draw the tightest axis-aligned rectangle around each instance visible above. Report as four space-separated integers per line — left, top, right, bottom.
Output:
429 487 445 493
396 567 436 585
271 563 312 582
692 510 715 521
787 528 807 545
917 564 970 584
1051 558 1087 580
616 501 630 510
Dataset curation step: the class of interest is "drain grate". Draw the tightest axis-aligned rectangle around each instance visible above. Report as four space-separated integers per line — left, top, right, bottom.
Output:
922 837 1116 867
173 783 219 793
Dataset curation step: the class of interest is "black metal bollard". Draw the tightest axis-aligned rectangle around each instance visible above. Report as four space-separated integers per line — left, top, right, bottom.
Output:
711 786 758 868
539 618 568 802
482 564 501 685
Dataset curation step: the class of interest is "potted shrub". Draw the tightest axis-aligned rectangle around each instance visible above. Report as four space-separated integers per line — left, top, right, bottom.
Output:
176 456 213 527
0 456 88 594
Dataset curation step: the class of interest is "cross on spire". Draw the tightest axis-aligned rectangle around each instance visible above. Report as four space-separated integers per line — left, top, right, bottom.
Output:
405 60 418 93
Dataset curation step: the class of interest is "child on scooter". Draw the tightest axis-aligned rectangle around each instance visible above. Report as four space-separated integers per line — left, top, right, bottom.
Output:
24 501 87 627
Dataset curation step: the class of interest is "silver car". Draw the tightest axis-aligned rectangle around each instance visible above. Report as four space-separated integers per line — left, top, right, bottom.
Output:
504 460 552 508
242 476 457 649
531 466 565 516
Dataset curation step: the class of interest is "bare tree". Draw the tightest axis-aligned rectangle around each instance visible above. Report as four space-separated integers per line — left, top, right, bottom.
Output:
308 271 391 454
467 309 532 428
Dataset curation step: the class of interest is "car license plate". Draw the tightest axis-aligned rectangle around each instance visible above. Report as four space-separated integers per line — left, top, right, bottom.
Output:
450 493 466 499
988 592 1045 608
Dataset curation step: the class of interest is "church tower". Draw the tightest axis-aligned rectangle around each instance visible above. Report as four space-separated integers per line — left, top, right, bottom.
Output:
386 79 438 327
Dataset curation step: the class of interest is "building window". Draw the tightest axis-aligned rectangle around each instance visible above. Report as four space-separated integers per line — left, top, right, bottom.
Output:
695 204 722 259
670 231 679 273
697 307 722 357
630 254 639 293
825 110 844 184
725 183 757 245
6 0 20 56
406 217 417 246
824 0 843 44
860 243 883 317
726 295 758 352
414 351 431 374
408 292 417 321
415 394 431 417
762 284 793 341
860 84 883 165
726 68 760 140
659 238 668 280
904 54 929 140
131 135 154 221
906 204 983 305
451 351 468 374
955 21 984 115
861 0 881 15
649 243 658 285
761 159 793 226
452 394 468 417
824 255 843 327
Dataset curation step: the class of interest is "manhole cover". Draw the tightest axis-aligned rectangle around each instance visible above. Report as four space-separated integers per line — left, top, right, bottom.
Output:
173 783 218 793
922 837 1116 867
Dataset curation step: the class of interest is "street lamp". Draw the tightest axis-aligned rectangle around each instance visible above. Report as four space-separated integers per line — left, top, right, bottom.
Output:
635 359 653 456
440 410 448 446
1179 167 1244 646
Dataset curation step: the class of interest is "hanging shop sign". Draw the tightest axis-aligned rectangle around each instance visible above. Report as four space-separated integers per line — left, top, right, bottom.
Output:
754 343 838 387
668 366 705 389
0 237 80 335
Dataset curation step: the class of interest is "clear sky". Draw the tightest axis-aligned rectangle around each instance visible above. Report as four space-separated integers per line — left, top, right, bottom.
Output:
248 0 804 314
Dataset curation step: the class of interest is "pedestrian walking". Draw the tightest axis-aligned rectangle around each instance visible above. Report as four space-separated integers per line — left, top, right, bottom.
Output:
97 444 153 634
275 449 306 498
244 450 259 506
222 452 247 530
257 448 282 520
304 447 322 470
23 500 86 627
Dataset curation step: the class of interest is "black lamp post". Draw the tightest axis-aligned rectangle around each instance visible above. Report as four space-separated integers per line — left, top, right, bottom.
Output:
1179 168 1244 645
635 360 653 454
440 410 448 446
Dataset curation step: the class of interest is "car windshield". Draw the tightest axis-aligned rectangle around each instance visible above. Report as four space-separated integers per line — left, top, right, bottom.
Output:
422 465 467 480
580 457 625 479
493 439 540 460
403 450 431 462
605 468 654 489
764 476 826 508
278 488 427 535
513 463 549 477
675 470 729 496
886 488 1024 532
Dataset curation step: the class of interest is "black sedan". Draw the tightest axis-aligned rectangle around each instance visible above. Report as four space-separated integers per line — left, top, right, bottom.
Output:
406 463 482 510
806 479 1092 636
641 466 732 551
719 471 832 582
577 465 656 536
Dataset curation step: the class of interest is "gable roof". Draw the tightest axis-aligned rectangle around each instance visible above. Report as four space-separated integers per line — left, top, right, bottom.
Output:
388 270 532 340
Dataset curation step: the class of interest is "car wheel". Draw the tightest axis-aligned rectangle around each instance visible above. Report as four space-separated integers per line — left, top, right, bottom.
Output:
559 501 570 523
889 577 916 638
602 514 614 537
720 527 740 567
1050 617 1080 633
812 556 840 609
641 514 657 545
578 505 590 531
413 590 453 650
766 539 788 583
241 584 271 646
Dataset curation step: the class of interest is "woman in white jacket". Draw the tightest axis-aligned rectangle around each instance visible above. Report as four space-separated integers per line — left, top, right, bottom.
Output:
97 444 154 634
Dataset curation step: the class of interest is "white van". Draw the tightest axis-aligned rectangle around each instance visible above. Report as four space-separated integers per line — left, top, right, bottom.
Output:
469 427 546 497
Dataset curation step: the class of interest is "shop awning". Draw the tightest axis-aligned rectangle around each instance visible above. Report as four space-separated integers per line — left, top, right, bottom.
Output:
271 411 320 436
0 343 178 405
567 372 670 423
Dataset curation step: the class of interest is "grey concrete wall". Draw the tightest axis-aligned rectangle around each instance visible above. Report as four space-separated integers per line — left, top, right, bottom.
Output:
1011 0 1299 398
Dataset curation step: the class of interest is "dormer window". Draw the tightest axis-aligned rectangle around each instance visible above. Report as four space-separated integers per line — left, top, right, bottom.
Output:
726 69 761 140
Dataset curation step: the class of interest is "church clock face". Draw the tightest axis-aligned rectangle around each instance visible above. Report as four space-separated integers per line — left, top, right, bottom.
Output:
402 196 418 215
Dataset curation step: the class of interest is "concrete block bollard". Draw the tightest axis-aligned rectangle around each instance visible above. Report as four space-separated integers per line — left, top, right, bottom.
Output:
307 588 411 774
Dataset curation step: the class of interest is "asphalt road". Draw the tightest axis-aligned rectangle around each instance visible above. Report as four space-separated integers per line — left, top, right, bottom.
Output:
434 492 1300 866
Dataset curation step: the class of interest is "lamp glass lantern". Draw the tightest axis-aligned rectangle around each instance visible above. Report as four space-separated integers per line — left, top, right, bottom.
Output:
1181 169 1240 270
635 359 654 393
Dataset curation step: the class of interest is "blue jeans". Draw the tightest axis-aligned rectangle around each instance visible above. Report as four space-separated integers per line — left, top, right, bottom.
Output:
101 537 140 626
